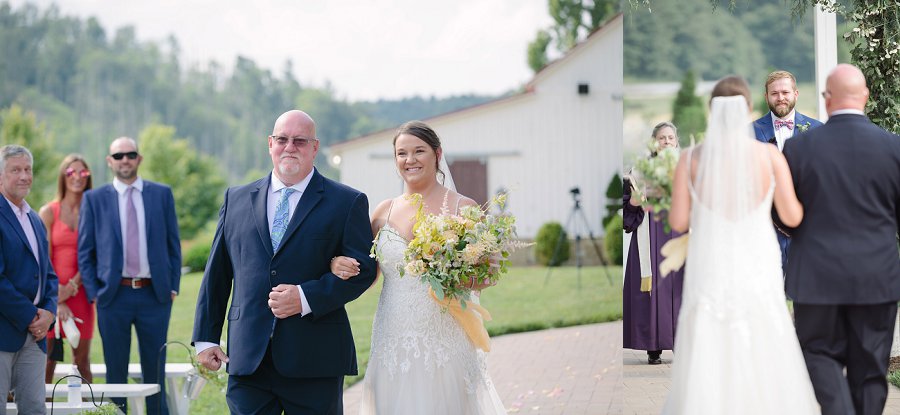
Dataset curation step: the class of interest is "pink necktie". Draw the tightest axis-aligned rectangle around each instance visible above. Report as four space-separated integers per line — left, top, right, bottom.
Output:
125 186 140 277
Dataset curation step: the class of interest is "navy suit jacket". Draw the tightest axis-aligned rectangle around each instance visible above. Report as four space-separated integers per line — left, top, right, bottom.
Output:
783 114 900 304
192 169 376 377
0 199 58 353
753 111 823 145
78 180 181 308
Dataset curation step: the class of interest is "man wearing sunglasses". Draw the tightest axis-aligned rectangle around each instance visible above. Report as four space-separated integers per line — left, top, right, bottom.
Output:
78 137 181 415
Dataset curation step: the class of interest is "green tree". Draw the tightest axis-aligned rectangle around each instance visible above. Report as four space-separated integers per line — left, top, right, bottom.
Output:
529 0 620 72
137 124 226 240
671 71 707 145
527 30 552 73
0 104 61 207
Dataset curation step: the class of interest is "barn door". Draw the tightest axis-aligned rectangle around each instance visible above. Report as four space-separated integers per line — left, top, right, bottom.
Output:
448 159 488 207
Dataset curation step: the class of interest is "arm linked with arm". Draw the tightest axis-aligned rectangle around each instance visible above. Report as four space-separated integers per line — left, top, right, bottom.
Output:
300 192 377 319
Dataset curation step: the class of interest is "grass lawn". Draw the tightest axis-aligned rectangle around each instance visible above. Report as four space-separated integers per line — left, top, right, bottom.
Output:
68 265 621 413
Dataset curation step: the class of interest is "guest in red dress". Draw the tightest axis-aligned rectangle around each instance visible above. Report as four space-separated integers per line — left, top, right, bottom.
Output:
39 154 94 382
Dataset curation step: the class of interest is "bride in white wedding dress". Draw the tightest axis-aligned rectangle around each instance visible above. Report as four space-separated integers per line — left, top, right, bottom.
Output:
662 76 820 414
331 121 507 415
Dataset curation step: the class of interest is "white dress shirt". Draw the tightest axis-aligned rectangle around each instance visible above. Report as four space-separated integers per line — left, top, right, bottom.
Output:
268 170 314 318
113 177 150 278
771 109 796 152
5 196 41 304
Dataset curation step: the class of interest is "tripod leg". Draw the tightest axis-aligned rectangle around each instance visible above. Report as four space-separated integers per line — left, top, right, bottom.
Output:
575 206 615 286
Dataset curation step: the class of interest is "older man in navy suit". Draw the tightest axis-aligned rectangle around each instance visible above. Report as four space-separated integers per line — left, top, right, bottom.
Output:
784 64 900 415
192 110 376 414
752 70 823 270
0 145 58 415
78 137 181 415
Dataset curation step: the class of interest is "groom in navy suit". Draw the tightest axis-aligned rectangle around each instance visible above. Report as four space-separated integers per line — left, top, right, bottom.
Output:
79 137 181 415
0 145 58 414
784 64 900 415
752 70 823 270
192 110 376 414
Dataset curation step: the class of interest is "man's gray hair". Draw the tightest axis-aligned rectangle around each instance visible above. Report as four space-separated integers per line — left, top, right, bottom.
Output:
0 145 33 172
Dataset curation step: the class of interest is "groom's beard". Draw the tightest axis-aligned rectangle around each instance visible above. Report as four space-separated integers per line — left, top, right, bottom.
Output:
768 99 797 118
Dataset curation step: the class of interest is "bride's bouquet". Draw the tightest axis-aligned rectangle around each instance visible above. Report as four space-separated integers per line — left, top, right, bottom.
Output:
399 192 527 305
374 192 528 351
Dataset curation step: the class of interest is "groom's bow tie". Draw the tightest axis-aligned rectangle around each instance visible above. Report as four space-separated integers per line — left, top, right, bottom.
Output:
774 119 794 129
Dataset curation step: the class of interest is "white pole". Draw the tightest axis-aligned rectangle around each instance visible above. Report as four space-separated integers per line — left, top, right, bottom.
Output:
814 5 838 121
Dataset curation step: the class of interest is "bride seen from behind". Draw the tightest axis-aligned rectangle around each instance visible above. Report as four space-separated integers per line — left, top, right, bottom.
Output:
331 121 507 414
662 76 819 414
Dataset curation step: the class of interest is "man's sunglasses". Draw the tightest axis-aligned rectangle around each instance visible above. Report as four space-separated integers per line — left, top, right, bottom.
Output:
110 151 139 160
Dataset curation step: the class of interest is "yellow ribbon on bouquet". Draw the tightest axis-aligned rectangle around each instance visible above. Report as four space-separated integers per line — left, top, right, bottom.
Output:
659 233 690 278
429 289 493 352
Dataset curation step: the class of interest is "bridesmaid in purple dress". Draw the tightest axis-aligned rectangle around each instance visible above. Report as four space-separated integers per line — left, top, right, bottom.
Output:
623 122 685 365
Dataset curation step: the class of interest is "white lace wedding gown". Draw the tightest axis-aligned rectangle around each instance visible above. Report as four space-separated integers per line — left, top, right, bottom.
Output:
662 175 820 414
358 222 507 414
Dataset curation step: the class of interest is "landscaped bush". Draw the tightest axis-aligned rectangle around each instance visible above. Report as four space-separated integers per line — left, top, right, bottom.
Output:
183 232 214 272
534 222 570 266
604 214 623 265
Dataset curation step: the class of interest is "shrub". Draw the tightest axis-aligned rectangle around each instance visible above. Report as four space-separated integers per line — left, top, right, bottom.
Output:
183 233 214 272
604 214 623 266
534 222 570 266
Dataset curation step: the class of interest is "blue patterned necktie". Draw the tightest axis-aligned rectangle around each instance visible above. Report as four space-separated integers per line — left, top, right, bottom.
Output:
271 188 296 252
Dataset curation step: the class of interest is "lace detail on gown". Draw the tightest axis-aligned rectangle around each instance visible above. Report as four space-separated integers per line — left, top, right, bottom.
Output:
662 181 820 414
359 225 507 415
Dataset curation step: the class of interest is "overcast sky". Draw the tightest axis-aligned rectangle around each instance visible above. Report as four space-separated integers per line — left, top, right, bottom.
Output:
10 0 553 101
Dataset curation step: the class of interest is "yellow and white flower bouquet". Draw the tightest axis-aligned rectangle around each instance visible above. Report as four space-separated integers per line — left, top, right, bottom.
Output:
372 192 528 351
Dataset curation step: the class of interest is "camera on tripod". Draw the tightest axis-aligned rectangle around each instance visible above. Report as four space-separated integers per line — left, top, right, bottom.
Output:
570 187 581 206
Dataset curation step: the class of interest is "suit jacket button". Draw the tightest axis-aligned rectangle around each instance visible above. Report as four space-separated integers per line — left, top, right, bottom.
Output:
271 270 276 276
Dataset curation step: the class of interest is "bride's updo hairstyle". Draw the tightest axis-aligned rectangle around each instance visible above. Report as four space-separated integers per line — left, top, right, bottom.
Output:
709 75 752 110
393 120 447 184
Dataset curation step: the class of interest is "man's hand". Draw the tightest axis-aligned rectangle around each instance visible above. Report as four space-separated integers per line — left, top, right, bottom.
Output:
28 308 54 341
268 284 302 319
198 346 229 371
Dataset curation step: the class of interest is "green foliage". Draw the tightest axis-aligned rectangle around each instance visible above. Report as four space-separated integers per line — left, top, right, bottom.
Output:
528 30 552 73
625 0 768 82
137 124 226 240
604 214 624 265
0 104 61 207
529 0 620 72
841 1 900 134
183 237 213 272
77 403 119 415
0 2 496 189
603 172 623 227
534 222 571 266
671 71 707 145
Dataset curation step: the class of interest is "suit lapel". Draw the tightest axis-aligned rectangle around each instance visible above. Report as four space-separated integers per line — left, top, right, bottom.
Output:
107 186 124 250
275 171 324 257
0 200 37 264
251 177 274 257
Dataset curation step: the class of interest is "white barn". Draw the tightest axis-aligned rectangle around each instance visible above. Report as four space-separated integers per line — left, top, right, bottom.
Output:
327 14 622 245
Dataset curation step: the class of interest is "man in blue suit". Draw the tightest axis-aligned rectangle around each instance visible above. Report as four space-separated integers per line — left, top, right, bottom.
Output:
0 145 58 414
192 110 376 414
78 137 181 415
752 70 823 270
